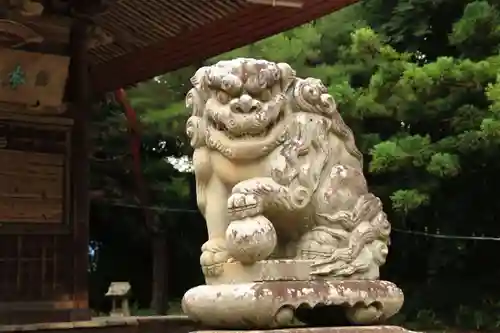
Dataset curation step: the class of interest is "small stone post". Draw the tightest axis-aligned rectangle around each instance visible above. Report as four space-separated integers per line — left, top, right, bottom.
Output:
105 281 131 317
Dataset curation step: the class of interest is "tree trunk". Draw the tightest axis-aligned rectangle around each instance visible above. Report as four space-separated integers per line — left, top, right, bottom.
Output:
188 175 197 208
150 232 168 314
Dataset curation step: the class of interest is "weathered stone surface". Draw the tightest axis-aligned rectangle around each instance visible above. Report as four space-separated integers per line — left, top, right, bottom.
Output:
186 58 391 280
192 327 419 333
106 281 131 296
204 259 399 285
182 280 403 329
182 59 404 330
205 260 313 285
226 216 278 264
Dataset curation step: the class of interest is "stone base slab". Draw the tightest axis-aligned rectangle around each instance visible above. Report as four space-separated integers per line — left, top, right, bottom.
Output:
182 280 404 329
192 327 418 333
191 326 418 333
205 260 314 285
205 260 376 285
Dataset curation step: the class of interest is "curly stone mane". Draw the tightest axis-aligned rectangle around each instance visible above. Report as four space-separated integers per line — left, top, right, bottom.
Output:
271 77 363 210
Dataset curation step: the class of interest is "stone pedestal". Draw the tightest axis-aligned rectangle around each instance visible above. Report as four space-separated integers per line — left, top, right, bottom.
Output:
191 327 418 333
203 260 382 285
182 262 404 330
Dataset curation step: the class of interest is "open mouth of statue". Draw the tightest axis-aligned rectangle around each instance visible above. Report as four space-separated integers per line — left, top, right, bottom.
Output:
208 111 285 140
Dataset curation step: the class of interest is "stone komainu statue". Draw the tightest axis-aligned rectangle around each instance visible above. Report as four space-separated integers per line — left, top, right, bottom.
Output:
185 58 391 280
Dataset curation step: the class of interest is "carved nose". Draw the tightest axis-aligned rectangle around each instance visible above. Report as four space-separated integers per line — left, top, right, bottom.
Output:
231 94 256 113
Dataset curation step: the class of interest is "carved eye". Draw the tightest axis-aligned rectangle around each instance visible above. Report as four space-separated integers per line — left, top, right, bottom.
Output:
216 91 231 104
270 66 280 81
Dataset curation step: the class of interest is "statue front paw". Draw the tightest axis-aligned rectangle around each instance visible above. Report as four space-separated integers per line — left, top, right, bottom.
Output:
310 247 355 276
227 193 263 220
200 238 232 277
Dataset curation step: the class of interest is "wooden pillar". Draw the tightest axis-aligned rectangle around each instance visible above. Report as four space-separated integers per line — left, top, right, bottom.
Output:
68 17 91 321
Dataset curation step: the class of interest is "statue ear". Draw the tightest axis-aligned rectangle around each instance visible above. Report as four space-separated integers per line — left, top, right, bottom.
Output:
190 66 210 90
277 62 296 92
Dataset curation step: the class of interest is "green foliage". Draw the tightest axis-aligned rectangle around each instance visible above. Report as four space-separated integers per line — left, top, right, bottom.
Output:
449 1 500 58
390 189 430 214
323 22 500 218
90 69 195 217
363 0 470 59
426 153 460 177
482 77 500 140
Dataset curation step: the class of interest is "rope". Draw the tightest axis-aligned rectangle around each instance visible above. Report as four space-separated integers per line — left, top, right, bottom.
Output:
94 200 500 242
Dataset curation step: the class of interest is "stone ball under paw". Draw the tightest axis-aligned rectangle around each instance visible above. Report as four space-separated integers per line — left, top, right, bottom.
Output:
225 215 277 264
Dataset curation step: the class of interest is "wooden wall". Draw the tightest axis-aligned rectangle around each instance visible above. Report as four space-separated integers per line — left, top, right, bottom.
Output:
0 116 89 324
0 20 90 325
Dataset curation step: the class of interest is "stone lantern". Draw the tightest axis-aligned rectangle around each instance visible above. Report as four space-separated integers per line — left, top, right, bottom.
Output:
105 281 131 317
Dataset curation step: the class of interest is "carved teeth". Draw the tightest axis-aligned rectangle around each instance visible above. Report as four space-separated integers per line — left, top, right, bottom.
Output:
208 108 285 140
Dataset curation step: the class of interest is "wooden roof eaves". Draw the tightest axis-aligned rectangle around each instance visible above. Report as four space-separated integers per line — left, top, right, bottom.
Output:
90 0 358 93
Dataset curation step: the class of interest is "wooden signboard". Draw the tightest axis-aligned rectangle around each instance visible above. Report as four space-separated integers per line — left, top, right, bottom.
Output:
0 49 69 109
0 119 70 224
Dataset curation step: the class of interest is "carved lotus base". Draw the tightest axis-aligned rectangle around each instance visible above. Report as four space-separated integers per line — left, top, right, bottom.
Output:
181 280 404 329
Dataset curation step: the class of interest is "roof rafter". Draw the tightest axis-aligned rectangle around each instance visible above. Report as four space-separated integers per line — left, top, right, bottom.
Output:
90 0 357 93
246 0 304 8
